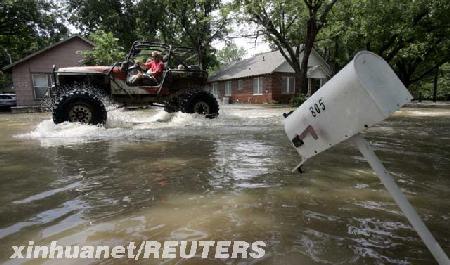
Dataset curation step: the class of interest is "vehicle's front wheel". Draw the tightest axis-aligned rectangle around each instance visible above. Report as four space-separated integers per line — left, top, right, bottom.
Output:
182 90 219 118
53 89 107 125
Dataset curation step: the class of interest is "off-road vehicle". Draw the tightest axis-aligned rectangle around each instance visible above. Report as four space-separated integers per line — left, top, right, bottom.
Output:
49 42 219 124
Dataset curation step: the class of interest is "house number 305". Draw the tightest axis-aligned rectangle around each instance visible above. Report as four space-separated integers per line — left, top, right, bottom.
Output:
309 98 325 117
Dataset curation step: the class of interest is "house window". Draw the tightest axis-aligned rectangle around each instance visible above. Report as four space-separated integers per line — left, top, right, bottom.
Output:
253 77 263 95
211 82 219 97
237 79 243 90
225 81 232 96
32 73 52 100
309 78 321 95
281 76 295 94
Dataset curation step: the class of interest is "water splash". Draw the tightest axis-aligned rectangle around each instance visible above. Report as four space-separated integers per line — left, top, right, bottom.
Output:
15 109 202 146
15 105 289 147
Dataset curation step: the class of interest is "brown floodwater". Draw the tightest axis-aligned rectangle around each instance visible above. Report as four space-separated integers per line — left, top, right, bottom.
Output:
0 105 449 265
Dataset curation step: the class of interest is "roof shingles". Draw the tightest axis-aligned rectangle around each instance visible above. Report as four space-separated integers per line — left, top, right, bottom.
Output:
209 47 332 82
2 35 94 72
208 50 286 82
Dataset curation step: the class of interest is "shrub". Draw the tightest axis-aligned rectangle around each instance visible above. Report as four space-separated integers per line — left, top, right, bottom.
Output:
81 30 125 66
290 94 308 107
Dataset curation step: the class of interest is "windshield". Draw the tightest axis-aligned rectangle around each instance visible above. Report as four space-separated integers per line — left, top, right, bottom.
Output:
129 45 169 64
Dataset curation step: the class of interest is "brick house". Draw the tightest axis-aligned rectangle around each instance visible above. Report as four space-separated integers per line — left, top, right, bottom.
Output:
2 36 94 107
208 48 331 104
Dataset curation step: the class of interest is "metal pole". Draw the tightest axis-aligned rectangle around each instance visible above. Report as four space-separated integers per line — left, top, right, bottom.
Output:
351 134 449 265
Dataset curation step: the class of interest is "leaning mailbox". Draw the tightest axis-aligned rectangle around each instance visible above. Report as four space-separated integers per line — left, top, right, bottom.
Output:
283 51 449 265
284 51 412 166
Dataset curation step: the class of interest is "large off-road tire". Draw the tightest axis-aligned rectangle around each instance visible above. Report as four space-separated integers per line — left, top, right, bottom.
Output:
53 89 107 125
180 90 219 118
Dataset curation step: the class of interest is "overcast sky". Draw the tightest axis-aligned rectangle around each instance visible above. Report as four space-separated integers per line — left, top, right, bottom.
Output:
212 34 271 59
212 17 271 59
63 0 271 59
67 22 269 59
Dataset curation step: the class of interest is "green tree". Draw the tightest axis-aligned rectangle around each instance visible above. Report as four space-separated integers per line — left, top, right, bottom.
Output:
216 43 246 65
65 0 139 49
0 0 67 91
65 0 228 70
317 0 450 89
133 0 167 42
81 30 126 66
163 0 231 70
411 63 450 100
209 43 246 74
237 0 338 94
0 0 68 66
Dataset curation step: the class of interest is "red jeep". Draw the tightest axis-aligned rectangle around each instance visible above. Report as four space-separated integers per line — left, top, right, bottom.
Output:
50 42 219 124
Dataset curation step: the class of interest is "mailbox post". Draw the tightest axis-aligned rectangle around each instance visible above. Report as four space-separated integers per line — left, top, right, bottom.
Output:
284 51 449 265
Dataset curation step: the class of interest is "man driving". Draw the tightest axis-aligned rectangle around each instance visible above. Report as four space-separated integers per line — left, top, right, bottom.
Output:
128 51 164 86
144 51 164 81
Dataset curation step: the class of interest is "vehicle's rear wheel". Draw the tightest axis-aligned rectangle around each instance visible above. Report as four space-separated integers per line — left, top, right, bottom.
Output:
182 90 219 118
53 89 107 125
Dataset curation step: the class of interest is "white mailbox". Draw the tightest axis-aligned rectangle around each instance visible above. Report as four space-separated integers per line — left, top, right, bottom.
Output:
284 51 412 166
282 51 449 264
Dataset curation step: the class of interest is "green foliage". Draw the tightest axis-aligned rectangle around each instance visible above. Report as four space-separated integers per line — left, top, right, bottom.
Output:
65 0 139 49
239 0 307 45
289 94 308 107
65 0 230 70
410 63 450 100
237 0 338 94
162 0 231 70
3 0 448 100
237 0 307 71
209 43 246 73
316 0 450 89
134 0 167 42
216 43 246 65
0 0 68 68
0 73 12 92
0 0 68 92
81 31 126 66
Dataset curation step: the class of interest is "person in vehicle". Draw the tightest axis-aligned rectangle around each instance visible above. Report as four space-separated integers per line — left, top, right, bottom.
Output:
144 51 164 81
128 51 164 86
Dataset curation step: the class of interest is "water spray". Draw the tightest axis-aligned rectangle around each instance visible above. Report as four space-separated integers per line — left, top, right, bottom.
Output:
283 51 449 265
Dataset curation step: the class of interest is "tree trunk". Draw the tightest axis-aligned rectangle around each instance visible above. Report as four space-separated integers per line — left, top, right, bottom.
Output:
433 67 439 102
198 45 205 70
3 48 12 64
298 18 317 95
395 61 412 88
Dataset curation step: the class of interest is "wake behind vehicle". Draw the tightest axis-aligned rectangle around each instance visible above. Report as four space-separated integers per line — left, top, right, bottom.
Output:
49 42 219 124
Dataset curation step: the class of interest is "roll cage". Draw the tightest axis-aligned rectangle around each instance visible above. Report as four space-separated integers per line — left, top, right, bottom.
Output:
126 41 201 70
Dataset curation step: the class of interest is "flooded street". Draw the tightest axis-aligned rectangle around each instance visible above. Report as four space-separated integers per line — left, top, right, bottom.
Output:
0 105 449 264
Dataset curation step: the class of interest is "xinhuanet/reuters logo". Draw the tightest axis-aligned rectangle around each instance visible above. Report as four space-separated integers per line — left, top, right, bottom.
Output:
10 240 267 260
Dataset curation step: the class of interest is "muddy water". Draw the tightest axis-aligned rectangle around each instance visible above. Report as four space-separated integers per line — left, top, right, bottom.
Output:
0 105 449 265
